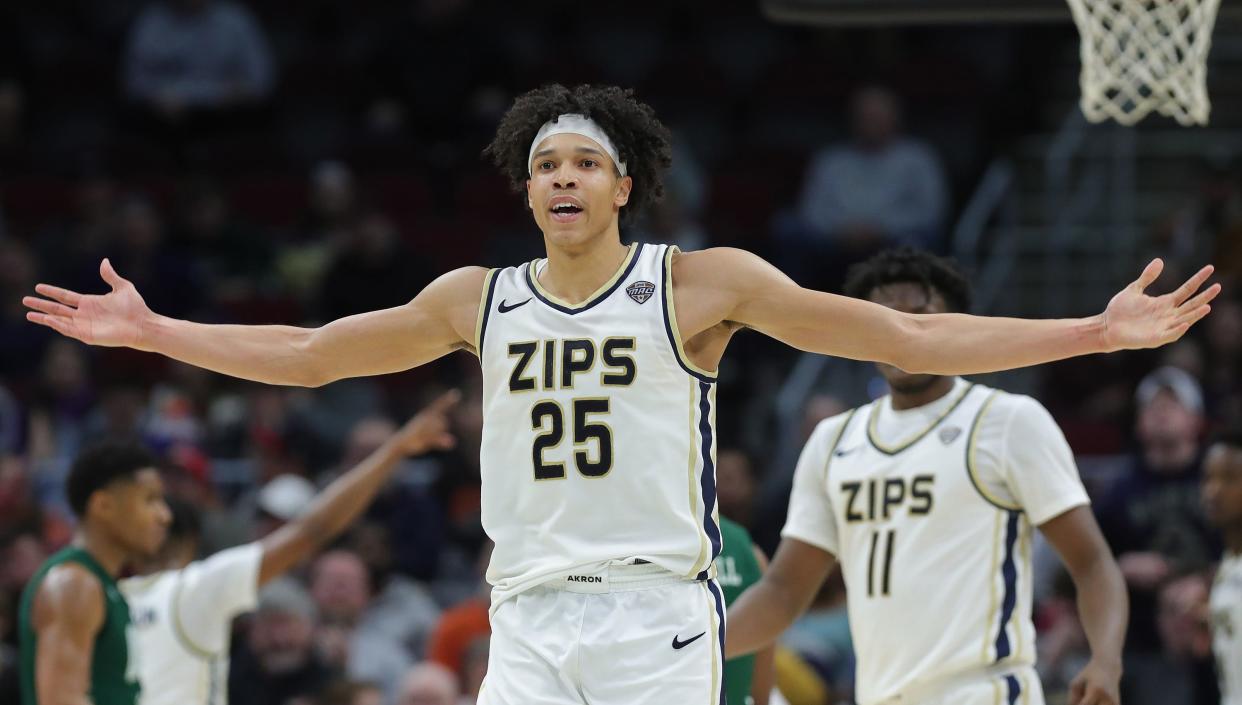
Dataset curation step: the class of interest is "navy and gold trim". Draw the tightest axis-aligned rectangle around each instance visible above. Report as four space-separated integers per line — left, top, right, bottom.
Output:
994 510 1022 662
661 245 717 384
865 383 975 456
696 380 722 580
965 390 1023 512
474 268 500 355
707 579 728 705
1004 673 1022 705
524 243 642 315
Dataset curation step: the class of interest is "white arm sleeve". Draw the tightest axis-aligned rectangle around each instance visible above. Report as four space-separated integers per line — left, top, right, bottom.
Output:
781 415 849 556
172 542 264 655
973 394 1090 526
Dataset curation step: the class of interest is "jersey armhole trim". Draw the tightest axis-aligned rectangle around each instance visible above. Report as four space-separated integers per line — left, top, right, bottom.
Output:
965 390 1024 512
822 408 860 483
660 245 717 383
473 268 500 356
170 574 219 661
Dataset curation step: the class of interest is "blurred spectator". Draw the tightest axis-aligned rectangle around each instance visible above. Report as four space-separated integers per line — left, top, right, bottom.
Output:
230 578 337 705
110 194 206 318
1204 296 1242 426
426 542 491 678
396 662 460 705
280 162 357 302
315 680 385 705
123 0 275 120
1095 366 1220 705
316 210 434 321
171 177 273 303
310 549 432 703
1156 572 1218 705
1154 157 1242 284
0 240 53 382
777 85 948 289
254 473 316 538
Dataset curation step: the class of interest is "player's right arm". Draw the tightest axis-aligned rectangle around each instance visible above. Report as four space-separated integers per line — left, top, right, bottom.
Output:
725 539 836 658
24 259 488 387
31 564 105 705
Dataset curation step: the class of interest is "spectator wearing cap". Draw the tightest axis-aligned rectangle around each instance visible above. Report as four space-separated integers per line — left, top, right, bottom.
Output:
229 578 338 705
1094 366 1221 705
254 472 317 538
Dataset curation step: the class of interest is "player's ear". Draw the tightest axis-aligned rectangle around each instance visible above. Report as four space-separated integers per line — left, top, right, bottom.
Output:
525 179 534 210
614 175 632 208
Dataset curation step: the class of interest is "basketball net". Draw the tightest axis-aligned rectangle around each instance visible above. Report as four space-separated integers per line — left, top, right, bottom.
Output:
1066 0 1221 126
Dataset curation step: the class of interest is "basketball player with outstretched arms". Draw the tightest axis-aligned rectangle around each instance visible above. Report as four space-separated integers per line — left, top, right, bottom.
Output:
25 84 1216 704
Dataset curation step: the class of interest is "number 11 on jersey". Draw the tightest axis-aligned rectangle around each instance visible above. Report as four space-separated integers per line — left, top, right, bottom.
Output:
867 529 896 597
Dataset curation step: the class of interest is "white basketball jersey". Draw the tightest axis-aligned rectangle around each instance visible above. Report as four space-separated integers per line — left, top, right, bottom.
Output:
1212 553 1242 705
784 381 1088 705
477 242 720 606
120 544 262 705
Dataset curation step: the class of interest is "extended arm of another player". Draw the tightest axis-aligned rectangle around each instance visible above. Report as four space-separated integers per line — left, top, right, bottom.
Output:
1040 506 1128 701
257 390 460 585
32 565 105 705
25 261 487 387
749 545 776 705
725 538 836 659
690 248 1218 374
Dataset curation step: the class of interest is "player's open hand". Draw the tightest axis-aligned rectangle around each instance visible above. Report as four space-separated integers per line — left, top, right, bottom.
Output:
23 259 152 349
1101 259 1219 351
393 389 461 455
1069 658 1122 705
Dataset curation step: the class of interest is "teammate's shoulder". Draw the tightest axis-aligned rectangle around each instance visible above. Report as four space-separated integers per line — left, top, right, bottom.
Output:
972 384 1051 419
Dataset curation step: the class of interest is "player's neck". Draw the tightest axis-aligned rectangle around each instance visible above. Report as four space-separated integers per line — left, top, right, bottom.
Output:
73 529 128 577
889 376 956 411
539 235 630 305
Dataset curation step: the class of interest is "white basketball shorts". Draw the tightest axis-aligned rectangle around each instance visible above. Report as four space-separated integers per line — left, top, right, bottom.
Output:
478 562 726 705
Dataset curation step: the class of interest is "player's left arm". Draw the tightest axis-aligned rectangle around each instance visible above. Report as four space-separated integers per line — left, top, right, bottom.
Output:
677 248 1218 373
1040 507 1127 705
749 544 776 705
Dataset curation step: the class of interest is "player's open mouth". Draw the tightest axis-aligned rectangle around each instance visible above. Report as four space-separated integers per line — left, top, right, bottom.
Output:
550 202 584 222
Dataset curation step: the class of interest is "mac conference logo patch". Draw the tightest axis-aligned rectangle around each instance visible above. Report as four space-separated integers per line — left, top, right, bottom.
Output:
626 280 655 304
939 426 962 445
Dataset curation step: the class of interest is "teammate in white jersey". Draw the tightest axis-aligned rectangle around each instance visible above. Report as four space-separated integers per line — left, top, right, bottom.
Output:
24 83 1216 704
727 249 1129 705
120 391 458 705
1204 428 1242 705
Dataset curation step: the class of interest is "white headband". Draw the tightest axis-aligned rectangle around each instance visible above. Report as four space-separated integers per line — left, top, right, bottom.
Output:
527 114 628 178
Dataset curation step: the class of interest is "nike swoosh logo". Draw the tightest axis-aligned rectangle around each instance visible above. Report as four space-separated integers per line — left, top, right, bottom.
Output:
672 631 707 650
834 446 859 457
497 298 533 313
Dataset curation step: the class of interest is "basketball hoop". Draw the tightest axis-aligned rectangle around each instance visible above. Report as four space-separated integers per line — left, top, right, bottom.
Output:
1067 0 1221 126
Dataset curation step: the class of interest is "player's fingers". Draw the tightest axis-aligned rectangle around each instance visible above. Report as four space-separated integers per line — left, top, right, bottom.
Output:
100 258 128 290
1177 282 1222 312
1134 258 1164 292
1170 264 1215 304
34 283 82 307
26 312 78 339
23 296 76 318
1068 679 1086 705
1172 304 1212 330
434 432 457 449
428 389 462 412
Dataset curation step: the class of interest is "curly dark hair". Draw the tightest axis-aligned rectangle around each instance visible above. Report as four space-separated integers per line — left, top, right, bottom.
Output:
66 441 158 518
843 247 973 313
484 84 673 224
